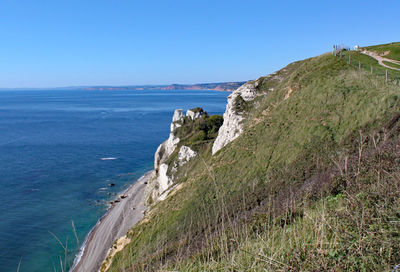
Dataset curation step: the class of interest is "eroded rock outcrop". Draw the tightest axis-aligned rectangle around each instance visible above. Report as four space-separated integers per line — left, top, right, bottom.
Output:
145 110 200 204
186 108 205 120
212 82 258 154
154 109 185 171
178 145 197 166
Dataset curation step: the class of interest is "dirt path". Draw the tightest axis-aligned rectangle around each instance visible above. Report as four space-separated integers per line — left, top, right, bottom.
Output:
360 50 400 71
71 172 149 272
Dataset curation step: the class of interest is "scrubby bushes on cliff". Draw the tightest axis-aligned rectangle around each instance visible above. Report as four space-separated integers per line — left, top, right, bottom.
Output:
174 113 223 148
233 95 249 113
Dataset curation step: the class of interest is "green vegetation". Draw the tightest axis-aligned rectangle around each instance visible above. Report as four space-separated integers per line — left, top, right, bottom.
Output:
174 111 223 149
233 95 250 113
383 60 400 70
106 49 400 271
364 42 400 61
189 107 204 113
337 50 400 83
163 111 223 176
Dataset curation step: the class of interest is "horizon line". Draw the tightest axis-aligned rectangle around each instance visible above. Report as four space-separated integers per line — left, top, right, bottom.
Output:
0 80 248 90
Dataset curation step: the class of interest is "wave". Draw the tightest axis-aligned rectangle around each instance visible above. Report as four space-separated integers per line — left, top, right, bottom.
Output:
69 215 102 271
70 171 151 271
101 157 117 160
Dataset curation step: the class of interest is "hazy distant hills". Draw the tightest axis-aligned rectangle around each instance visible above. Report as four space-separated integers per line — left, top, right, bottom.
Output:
83 82 246 92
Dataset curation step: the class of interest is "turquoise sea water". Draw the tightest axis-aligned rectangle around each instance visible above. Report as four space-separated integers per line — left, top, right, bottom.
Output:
0 89 229 272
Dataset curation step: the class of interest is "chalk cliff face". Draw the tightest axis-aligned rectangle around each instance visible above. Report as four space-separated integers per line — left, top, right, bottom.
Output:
212 82 258 154
154 109 184 171
178 145 197 166
146 110 200 204
186 108 205 120
157 164 170 194
148 82 259 202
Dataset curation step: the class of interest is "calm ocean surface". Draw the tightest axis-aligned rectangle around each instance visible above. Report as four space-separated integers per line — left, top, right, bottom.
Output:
0 89 229 272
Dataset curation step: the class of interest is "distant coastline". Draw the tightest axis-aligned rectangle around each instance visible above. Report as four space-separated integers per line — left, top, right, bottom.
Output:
0 81 246 92
83 82 246 92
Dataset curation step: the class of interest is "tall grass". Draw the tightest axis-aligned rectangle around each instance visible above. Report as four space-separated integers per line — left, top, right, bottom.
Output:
170 125 400 271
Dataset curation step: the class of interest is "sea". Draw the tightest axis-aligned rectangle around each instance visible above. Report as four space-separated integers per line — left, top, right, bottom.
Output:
0 89 229 272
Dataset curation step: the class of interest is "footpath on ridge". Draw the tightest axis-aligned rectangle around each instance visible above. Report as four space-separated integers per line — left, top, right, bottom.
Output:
361 49 400 71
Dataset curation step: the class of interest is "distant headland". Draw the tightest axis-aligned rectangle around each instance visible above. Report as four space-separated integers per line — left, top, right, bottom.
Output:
83 82 246 92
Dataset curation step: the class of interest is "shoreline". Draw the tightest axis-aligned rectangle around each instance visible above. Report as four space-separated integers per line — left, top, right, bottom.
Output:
71 171 151 272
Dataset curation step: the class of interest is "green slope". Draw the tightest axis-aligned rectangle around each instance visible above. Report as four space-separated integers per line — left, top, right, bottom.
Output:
106 49 400 272
336 49 400 82
383 60 400 70
364 42 400 61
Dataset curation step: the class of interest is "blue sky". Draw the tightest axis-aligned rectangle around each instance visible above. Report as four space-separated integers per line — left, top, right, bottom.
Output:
0 0 399 88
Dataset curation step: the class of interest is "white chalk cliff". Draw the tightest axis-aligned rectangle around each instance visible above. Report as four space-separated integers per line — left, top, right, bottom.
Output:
212 82 258 155
154 109 184 170
145 109 200 204
178 145 197 166
186 109 204 120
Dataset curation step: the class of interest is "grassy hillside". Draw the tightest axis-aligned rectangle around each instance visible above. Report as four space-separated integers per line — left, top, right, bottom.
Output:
336 49 400 82
364 42 400 61
105 51 400 271
383 60 400 69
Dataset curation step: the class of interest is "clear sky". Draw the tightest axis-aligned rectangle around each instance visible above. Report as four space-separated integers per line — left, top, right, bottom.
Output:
0 0 399 88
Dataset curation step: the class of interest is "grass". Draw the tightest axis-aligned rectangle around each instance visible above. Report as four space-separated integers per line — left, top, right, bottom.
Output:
383 60 400 70
171 121 400 271
46 220 81 272
106 52 400 271
337 50 400 83
233 94 250 113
